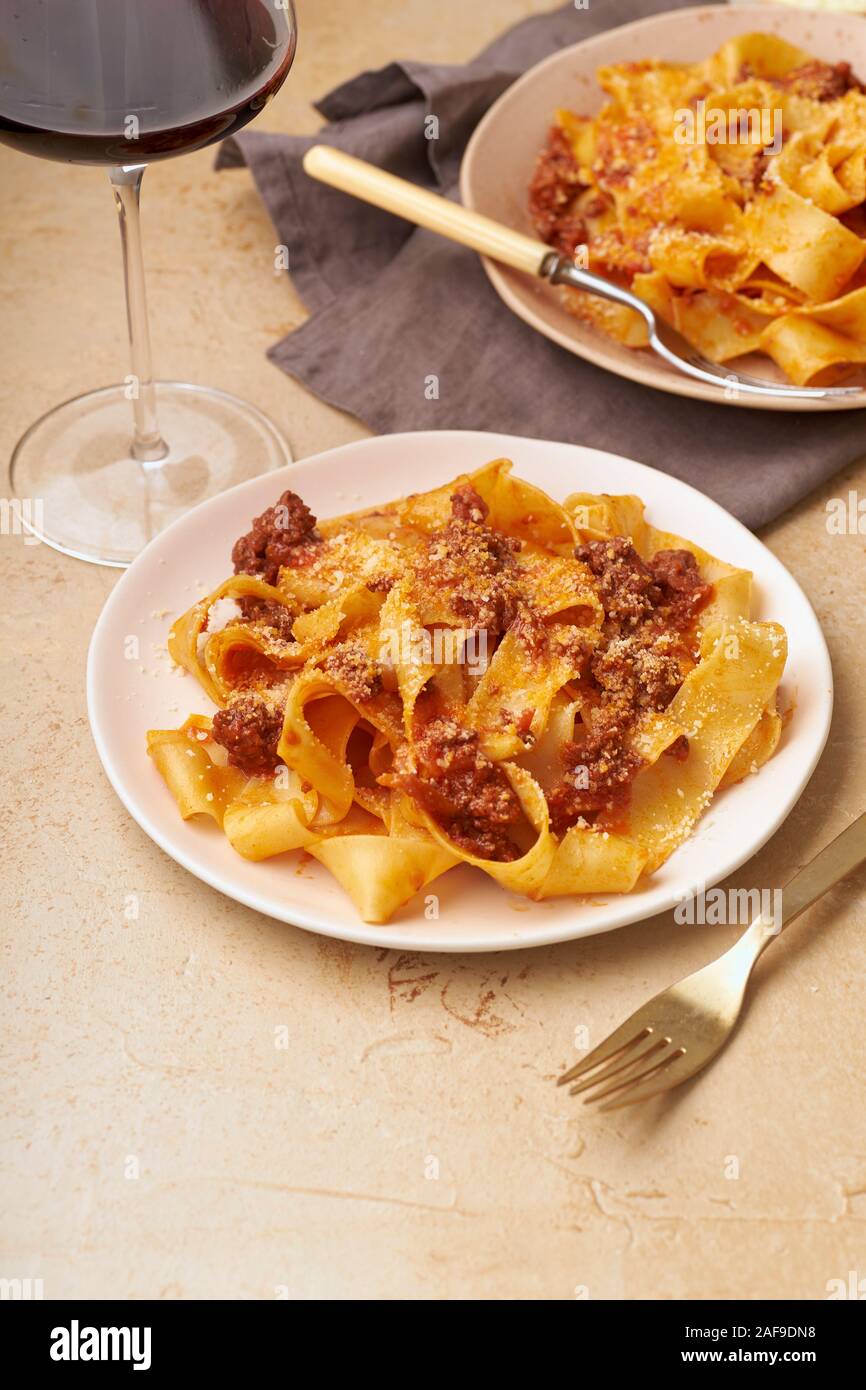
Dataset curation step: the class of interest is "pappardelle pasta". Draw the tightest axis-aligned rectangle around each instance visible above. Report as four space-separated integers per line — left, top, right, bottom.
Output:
529 32 866 386
148 462 786 923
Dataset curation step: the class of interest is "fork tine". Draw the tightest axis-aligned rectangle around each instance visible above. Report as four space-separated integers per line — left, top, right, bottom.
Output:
557 1023 651 1087
548 259 862 398
593 1048 688 1111
568 1036 670 1095
579 1042 677 1105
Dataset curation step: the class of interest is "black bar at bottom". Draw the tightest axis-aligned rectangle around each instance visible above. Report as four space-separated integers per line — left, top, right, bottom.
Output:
6 1296 862 1373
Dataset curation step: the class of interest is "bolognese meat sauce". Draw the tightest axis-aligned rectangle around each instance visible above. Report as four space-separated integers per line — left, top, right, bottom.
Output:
760 59 864 101
209 490 321 775
648 547 715 630
232 489 321 586
450 483 490 525
393 715 522 862
549 537 713 833
577 538 712 635
211 694 284 777
576 536 661 628
548 723 644 831
235 595 296 641
416 488 523 636
218 482 715 838
321 641 384 704
528 124 589 259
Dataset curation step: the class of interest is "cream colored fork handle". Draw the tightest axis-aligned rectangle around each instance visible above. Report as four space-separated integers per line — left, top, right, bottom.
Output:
302 144 553 277
737 813 866 966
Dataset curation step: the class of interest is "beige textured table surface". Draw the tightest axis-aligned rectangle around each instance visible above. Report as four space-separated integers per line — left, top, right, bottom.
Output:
2 0 866 1302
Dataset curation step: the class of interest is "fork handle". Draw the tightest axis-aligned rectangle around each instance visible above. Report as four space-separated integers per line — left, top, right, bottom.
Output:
303 144 555 277
745 812 866 960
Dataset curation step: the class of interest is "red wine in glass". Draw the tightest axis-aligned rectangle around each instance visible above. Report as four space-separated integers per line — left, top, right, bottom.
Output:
0 0 296 164
0 0 298 565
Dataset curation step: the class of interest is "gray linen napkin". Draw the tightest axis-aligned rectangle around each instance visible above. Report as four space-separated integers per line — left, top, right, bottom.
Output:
217 0 866 530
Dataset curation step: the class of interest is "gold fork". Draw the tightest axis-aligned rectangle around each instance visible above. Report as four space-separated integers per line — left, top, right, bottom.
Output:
302 145 862 403
558 813 866 1111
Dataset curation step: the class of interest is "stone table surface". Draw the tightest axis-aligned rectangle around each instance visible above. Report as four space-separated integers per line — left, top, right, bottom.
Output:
2 0 865 1301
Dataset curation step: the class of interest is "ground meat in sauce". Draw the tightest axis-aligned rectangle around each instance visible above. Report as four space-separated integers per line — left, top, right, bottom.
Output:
237 595 296 642
231 489 321 586
555 624 595 674
394 716 522 861
591 628 683 713
211 696 284 777
548 721 644 833
775 60 863 101
547 628 680 833
450 483 489 525
322 642 383 703
576 537 662 628
421 507 522 636
735 59 863 102
507 605 588 681
528 124 588 258
511 604 550 661
576 538 712 636
648 548 714 630
549 538 713 832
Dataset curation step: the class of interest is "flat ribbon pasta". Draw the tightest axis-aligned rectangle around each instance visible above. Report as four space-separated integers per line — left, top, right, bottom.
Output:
148 464 788 923
531 32 866 386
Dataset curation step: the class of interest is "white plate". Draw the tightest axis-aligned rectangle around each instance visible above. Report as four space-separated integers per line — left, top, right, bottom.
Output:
460 4 866 411
87 431 833 953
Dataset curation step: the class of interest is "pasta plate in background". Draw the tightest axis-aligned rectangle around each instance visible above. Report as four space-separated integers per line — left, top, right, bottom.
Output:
529 32 866 386
147 460 787 924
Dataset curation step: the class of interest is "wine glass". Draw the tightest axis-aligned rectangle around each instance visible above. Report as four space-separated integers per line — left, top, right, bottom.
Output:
0 0 298 566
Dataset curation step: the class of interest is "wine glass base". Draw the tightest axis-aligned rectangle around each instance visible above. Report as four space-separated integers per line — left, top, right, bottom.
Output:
8 381 292 567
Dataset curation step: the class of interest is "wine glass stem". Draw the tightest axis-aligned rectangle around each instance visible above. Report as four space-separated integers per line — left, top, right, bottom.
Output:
109 165 169 464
